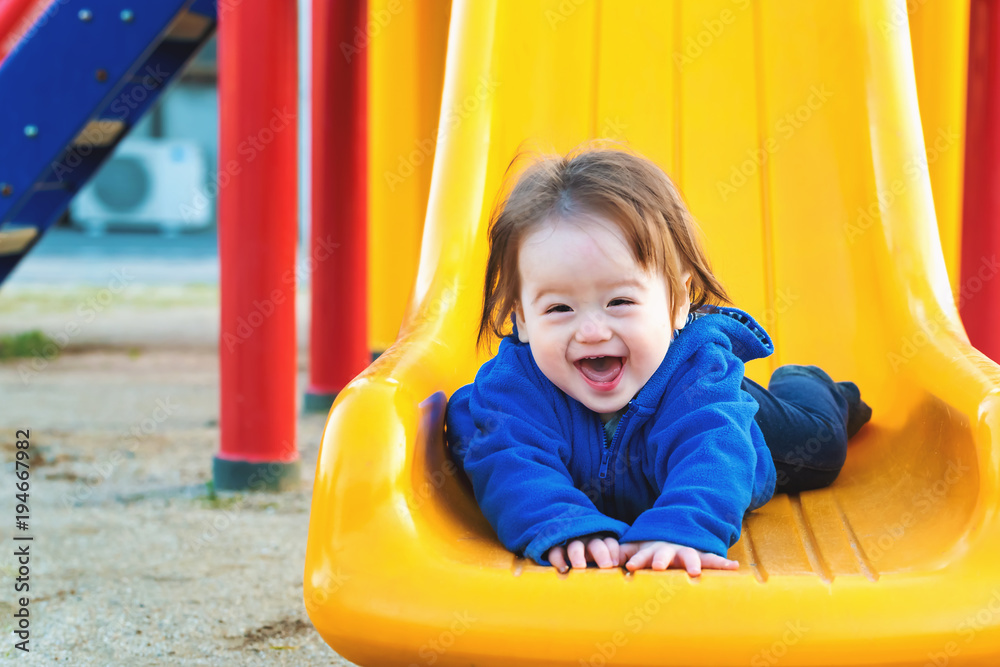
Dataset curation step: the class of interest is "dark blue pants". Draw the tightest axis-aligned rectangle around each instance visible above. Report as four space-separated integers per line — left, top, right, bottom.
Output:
741 366 850 494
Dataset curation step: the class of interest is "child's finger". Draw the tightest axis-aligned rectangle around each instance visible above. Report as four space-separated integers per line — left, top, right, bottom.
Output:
586 538 613 568
651 545 680 572
625 546 655 571
700 553 739 570
619 542 640 562
549 547 569 573
566 539 587 569
673 548 701 576
603 537 620 566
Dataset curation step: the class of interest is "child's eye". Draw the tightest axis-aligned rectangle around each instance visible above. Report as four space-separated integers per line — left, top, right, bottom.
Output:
545 304 572 314
608 298 633 307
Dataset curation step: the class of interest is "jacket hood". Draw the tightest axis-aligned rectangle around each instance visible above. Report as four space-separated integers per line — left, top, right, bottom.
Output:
690 306 773 362
632 306 773 411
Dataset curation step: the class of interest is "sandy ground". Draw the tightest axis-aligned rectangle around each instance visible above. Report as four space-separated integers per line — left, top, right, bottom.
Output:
0 286 358 665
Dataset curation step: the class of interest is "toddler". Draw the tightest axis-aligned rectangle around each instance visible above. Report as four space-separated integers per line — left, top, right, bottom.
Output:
445 145 871 576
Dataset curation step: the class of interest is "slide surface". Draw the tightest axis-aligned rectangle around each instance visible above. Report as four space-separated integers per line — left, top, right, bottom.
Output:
306 2 1000 665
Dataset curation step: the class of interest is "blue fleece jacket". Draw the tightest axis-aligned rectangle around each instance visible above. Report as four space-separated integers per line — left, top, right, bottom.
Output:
445 306 777 565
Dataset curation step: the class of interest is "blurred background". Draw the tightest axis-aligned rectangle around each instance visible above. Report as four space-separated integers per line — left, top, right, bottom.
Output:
5 34 219 284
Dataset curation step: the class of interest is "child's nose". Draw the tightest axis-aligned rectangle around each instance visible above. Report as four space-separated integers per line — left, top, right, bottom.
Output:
575 313 612 343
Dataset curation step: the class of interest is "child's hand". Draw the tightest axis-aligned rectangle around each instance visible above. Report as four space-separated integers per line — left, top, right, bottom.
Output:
547 534 621 573
619 541 738 576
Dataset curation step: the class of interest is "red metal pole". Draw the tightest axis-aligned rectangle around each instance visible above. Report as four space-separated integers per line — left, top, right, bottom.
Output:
961 0 1000 362
214 0 299 489
304 0 369 412
0 0 51 65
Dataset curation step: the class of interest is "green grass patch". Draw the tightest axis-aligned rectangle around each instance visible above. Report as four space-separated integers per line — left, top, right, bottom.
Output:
199 480 245 510
0 330 58 360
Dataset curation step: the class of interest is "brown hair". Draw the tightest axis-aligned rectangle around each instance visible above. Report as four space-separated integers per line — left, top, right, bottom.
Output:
477 142 730 352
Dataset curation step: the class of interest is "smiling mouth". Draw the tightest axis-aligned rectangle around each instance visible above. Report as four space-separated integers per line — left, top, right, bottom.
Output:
575 356 625 390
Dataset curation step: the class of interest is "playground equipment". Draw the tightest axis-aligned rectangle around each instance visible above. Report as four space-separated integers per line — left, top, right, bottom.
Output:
961 0 1000 363
909 0 970 292
304 1 1000 665
0 0 373 487
3 0 1000 662
366 0 450 354
908 0 1000 364
0 0 216 282
364 0 1000 364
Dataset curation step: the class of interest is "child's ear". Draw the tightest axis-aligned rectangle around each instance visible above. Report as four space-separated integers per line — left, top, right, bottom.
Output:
672 271 693 330
514 303 530 343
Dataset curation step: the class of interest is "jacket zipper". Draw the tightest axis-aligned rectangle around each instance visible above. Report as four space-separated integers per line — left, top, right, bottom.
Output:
598 441 612 479
599 446 611 478
598 424 613 479
596 420 613 516
599 402 634 480
598 402 635 520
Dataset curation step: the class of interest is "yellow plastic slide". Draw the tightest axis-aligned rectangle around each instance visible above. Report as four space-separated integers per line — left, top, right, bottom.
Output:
366 0 450 353
908 0 970 296
305 1 1000 665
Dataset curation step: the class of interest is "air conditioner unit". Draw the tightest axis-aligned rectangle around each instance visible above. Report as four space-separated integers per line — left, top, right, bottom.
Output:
70 138 211 236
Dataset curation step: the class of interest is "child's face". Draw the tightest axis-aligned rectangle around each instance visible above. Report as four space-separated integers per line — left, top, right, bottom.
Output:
514 215 690 415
